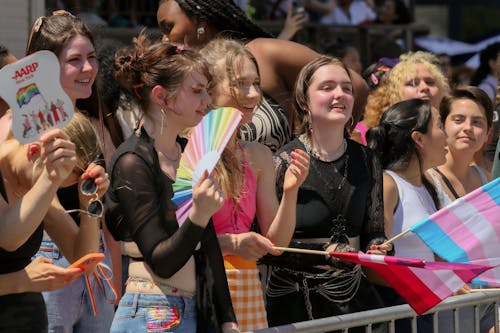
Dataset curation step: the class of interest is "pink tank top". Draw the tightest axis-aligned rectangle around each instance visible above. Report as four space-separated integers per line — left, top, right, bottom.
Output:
213 147 257 235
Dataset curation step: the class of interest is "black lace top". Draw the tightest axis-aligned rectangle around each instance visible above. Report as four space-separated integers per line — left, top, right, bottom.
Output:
239 94 290 152
274 138 385 252
105 127 236 330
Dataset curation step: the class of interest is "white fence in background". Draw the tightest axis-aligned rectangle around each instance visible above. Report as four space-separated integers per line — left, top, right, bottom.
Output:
250 291 500 333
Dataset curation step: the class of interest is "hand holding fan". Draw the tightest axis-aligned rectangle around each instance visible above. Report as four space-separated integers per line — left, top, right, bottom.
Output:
172 107 242 225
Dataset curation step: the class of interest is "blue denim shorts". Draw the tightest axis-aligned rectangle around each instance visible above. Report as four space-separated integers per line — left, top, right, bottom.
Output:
110 293 197 333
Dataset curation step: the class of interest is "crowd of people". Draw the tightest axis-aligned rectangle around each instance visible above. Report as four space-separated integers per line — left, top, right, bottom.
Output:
0 0 499 332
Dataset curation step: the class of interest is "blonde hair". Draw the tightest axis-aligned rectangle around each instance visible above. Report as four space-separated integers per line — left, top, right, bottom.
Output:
200 38 261 201
364 51 449 128
200 38 261 108
26 112 101 176
64 112 102 173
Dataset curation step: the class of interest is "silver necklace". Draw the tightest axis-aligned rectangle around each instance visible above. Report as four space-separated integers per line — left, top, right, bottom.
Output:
299 135 349 190
304 136 347 163
157 143 181 162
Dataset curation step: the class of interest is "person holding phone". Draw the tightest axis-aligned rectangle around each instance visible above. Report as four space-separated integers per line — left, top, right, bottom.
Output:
69 252 105 272
0 257 82 297
26 11 129 332
0 111 108 332
23 11 120 333
277 4 307 41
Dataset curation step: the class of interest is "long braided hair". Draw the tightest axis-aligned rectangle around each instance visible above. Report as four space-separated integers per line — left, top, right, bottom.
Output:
159 0 272 40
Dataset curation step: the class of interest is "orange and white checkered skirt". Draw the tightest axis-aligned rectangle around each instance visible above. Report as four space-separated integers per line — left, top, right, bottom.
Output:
224 255 268 332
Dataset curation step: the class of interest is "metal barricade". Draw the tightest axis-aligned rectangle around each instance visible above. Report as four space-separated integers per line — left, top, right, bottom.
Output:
250 291 500 333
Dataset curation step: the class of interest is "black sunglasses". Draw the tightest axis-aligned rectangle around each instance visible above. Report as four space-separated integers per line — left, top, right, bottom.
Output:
65 178 103 218
26 10 76 54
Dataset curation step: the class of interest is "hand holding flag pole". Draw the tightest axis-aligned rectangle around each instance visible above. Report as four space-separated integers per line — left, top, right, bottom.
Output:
271 179 500 313
272 246 493 314
382 178 500 286
470 288 500 292
273 246 426 267
380 229 411 247
273 246 329 256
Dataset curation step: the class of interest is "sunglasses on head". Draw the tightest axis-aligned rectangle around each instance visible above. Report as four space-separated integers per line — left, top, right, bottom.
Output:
26 10 76 54
65 178 103 218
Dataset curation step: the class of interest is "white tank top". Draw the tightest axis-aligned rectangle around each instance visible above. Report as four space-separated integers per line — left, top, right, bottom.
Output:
385 170 436 261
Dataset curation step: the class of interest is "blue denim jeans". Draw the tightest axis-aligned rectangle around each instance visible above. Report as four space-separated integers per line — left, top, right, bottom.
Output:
110 293 197 333
35 236 115 333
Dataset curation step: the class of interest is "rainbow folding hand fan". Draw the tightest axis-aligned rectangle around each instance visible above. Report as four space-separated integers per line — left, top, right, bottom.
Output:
172 107 242 225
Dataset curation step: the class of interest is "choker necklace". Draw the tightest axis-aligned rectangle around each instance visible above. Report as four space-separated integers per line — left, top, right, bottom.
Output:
300 134 347 162
300 135 349 190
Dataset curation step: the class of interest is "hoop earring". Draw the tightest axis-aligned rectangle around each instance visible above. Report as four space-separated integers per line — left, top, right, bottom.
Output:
349 117 354 128
196 27 205 41
160 108 166 136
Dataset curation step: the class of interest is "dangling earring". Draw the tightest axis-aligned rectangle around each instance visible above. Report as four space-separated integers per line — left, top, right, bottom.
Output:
349 116 354 128
307 111 313 133
196 27 205 41
160 108 166 136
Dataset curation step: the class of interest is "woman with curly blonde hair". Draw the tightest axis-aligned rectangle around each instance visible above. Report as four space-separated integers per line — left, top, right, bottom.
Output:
359 51 449 144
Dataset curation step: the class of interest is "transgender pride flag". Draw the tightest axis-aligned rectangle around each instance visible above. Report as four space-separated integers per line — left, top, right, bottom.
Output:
331 252 492 314
410 177 500 286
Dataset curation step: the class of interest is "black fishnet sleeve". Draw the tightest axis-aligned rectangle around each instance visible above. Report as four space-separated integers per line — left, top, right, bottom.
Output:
361 149 386 251
111 153 205 278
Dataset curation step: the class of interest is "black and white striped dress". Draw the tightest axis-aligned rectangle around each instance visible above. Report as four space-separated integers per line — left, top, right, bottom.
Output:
239 94 290 152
